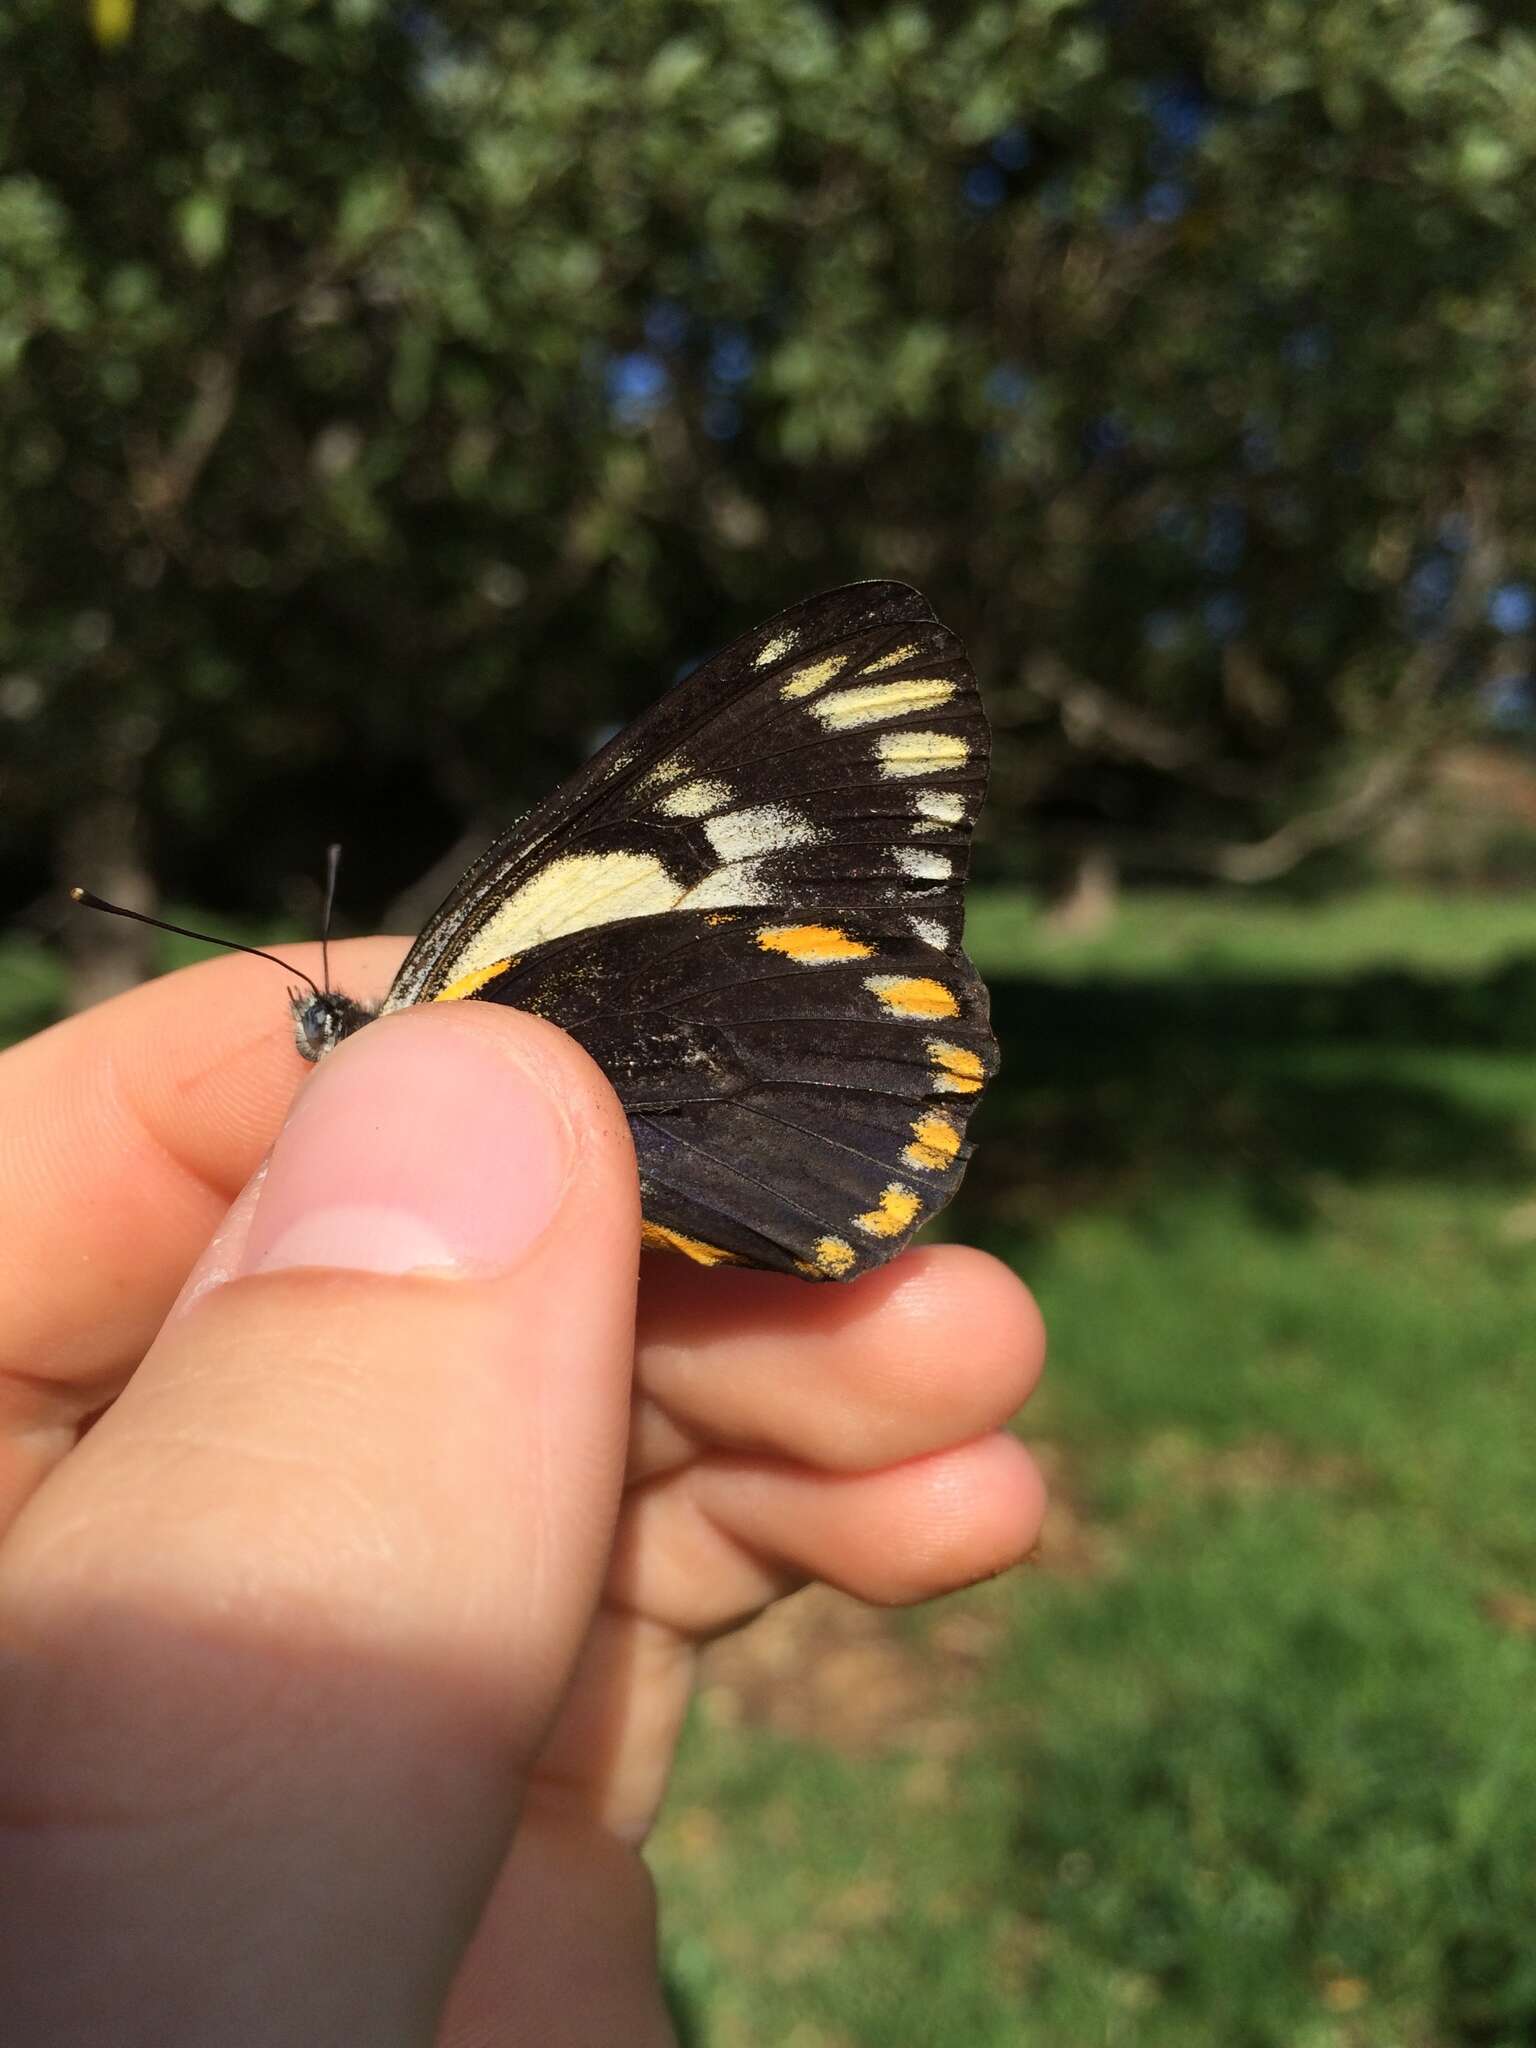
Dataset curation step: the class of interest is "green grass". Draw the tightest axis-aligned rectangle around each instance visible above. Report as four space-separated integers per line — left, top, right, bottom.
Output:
966 882 1536 980
651 887 1536 2048
12 888 1536 2044
0 931 65 1045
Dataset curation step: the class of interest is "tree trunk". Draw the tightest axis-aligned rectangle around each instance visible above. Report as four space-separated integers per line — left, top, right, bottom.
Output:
56 787 155 1012
1042 841 1120 937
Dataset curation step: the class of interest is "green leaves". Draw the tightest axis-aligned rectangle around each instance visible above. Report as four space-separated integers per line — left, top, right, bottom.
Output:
175 191 226 266
3 1 1534 916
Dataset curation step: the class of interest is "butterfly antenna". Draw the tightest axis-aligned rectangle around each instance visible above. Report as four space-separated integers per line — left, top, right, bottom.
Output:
320 842 343 994
68 887 322 997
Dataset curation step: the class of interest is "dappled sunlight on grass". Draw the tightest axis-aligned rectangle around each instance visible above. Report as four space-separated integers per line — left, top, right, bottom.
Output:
655 888 1536 2047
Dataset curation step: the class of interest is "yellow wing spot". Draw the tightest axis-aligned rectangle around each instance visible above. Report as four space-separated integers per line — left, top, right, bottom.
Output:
797 1235 858 1279
754 629 798 669
657 777 733 819
853 1184 922 1239
705 912 739 926
757 923 874 963
637 754 688 791
860 641 921 674
927 1039 985 1094
811 678 958 733
903 1113 961 1173
780 653 848 699
640 1222 741 1267
865 974 960 1020
434 959 515 1002
875 730 970 779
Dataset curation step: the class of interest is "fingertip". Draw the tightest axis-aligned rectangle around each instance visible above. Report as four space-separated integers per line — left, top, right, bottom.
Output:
686 1427 1050 1613
887 1244 1048 1408
863 1430 1049 1605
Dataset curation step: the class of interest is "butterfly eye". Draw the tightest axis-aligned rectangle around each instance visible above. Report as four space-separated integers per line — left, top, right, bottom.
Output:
292 992 375 1063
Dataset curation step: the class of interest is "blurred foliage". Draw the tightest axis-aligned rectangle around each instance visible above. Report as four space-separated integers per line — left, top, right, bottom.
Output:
4 0 1536 921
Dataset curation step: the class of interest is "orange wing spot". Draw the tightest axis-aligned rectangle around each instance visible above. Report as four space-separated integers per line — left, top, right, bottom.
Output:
903 1113 961 1172
865 974 960 1019
640 1221 741 1267
927 1039 985 1094
757 923 874 963
853 1184 922 1239
796 1235 858 1279
705 912 739 926
434 959 515 1002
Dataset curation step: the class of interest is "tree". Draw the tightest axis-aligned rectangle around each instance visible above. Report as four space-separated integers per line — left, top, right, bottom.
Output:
4 0 1535 987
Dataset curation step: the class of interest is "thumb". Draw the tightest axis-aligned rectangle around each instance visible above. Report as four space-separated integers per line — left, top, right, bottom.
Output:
0 1004 639 2047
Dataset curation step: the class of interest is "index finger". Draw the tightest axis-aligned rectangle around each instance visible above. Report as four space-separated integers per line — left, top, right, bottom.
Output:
0 937 406 1437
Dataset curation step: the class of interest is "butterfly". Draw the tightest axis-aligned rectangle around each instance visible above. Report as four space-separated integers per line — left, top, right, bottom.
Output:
84 583 997 1280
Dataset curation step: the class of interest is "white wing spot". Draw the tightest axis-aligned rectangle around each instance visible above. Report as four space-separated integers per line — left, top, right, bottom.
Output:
875 730 970 779
704 803 823 862
657 777 733 819
754 629 798 669
909 916 948 947
681 857 777 910
894 847 952 881
915 790 965 825
810 678 957 732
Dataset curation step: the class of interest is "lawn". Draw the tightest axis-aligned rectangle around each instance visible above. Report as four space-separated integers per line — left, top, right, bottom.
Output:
650 888 1536 2048
7 888 1534 2045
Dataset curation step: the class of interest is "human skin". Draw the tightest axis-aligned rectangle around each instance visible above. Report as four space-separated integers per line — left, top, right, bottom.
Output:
0 938 1047 2046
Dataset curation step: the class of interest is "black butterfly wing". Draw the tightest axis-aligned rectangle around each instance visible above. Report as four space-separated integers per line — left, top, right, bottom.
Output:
377 581 997 1278
381 583 988 1009
470 906 997 1278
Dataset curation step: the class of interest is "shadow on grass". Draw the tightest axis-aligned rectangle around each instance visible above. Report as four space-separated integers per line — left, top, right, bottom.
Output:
661 1969 705 2047
960 958 1536 1241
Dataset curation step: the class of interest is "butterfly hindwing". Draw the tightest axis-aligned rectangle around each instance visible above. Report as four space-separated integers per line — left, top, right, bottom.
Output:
465 907 997 1278
378 581 997 1279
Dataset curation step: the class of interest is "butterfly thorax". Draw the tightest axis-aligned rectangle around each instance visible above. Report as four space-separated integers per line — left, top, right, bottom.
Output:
291 990 378 1063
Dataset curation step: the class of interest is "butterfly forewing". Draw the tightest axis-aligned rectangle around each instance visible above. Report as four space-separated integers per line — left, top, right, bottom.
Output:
381 582 997 1278
384 584 987 1006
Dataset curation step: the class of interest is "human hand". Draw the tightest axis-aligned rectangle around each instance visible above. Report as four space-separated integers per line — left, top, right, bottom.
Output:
0 939 1046 2046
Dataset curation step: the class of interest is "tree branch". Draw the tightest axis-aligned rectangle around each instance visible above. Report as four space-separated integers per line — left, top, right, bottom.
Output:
1005 652 1270 800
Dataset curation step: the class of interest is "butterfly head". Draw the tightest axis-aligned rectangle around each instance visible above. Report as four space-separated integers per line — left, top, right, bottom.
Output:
291 989 377 1063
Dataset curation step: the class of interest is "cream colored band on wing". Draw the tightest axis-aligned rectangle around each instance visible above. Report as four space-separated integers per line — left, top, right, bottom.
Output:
810 677 957 732
427 851 684 988
875 730 971 778
419 803 824 993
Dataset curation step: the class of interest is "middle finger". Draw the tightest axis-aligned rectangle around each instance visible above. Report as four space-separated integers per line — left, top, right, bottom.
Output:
628 1245 1044 1481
